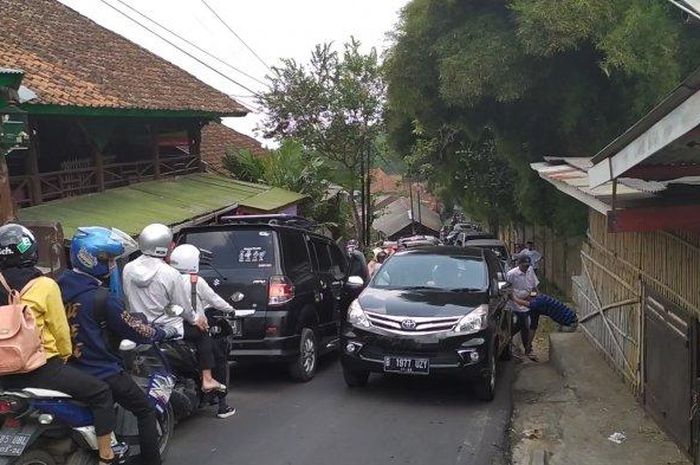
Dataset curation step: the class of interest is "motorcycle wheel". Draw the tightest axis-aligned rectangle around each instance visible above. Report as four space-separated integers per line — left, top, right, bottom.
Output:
157 404 175 459
14 450 57 465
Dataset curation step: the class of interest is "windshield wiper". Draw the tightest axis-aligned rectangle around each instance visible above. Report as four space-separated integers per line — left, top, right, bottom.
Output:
402 285 436 290
449 287 482 292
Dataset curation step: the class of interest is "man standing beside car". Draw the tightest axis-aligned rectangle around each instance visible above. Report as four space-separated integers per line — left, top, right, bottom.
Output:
506 254 539 360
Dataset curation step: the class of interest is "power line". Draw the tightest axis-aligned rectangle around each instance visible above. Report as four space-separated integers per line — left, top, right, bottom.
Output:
200 0 272 72
96 0 262 97
111 0 268 87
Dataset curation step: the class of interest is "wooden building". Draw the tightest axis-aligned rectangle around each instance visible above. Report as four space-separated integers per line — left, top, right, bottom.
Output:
0 0 303 236
532 68 700 459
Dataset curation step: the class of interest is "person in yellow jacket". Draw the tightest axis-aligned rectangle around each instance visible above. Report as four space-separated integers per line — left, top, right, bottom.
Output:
0 224 118 465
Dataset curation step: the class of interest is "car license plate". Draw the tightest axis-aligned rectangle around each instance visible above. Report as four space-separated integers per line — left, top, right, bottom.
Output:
0 428 32 456
383 356 430 375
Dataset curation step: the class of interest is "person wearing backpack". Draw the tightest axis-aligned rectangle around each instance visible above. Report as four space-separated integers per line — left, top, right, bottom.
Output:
58 226 180 465
0 224 119 465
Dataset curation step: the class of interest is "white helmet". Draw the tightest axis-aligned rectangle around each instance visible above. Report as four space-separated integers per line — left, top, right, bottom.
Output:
138 223 173 258
169 244 199 274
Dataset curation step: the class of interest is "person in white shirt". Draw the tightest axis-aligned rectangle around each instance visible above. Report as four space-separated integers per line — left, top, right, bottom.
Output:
123 224 222 393
506 254 539 359
524 241 543 271
170 244 236 417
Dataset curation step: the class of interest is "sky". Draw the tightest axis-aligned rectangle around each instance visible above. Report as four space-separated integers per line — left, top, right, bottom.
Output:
58 0 409 146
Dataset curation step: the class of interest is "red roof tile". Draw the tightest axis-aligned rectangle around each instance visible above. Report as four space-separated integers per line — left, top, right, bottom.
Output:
200 122 267 172
0 0 245 115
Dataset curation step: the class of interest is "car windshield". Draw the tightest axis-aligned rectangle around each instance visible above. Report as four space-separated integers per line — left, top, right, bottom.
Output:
371 253 488 291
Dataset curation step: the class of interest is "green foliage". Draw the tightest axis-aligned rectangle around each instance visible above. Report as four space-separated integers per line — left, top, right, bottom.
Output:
384 0 700 234
223 140 347 232
259 38 386 238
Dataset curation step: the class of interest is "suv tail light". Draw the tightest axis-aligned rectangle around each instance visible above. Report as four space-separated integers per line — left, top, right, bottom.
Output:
0 397 26 416
268 276 294 306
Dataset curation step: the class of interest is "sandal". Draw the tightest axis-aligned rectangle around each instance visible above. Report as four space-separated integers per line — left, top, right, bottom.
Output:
202 382 227 394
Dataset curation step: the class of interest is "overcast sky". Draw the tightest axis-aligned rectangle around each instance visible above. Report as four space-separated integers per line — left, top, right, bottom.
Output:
58 0 408 146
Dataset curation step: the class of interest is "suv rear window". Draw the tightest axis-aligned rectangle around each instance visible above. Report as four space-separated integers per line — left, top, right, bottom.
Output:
184 229 275 270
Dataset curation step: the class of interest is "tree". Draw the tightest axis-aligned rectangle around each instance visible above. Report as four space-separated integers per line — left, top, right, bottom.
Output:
259 38 386 243
384 0 700 235
223 140 347 234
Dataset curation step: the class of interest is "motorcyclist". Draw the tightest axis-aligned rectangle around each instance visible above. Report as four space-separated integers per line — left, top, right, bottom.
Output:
169 244 235 417
122 224 223 392
0 224 118 465
58 226 180 465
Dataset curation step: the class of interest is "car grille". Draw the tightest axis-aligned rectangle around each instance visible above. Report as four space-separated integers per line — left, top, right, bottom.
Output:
365 312 460 335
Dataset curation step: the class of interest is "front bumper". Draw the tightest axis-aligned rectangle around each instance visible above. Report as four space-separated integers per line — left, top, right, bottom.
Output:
340 324 493 379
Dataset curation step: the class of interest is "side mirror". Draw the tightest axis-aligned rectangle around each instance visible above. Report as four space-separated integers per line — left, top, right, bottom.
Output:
119 339 137 351
347 275 364 288
165 304 185 317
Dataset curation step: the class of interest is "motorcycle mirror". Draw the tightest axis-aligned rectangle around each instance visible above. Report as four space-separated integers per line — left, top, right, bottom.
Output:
119 339 137 351
165 304 185 317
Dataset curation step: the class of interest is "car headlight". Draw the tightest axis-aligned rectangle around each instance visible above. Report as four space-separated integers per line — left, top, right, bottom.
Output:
454 304 489 334
348 299 371 328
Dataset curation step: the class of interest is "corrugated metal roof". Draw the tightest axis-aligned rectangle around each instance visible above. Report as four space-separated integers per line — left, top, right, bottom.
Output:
372 197 442 237
17 173 305 237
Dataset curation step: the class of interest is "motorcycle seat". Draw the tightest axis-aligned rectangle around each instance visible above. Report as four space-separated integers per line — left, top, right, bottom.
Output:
22 387 73 399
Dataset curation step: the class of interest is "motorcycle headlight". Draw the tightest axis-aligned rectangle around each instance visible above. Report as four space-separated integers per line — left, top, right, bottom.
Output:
348 299 371 329
454 304 489 334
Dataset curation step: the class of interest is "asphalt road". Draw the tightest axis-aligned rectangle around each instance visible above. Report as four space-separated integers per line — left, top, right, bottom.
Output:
167 357 513 465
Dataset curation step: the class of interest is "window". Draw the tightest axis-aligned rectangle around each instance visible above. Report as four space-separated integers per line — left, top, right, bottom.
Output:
329 243 348 275
184 229 275 271
372 254 488 291
281 232 311 277
311 239 333 273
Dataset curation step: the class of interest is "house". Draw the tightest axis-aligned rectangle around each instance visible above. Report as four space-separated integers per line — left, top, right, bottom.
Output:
0 0 304 241
200 122 268 174
531 67 700 458
372 197 442 240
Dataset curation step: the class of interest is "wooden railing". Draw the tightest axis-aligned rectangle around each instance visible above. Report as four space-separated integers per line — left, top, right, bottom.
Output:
11 155 200 207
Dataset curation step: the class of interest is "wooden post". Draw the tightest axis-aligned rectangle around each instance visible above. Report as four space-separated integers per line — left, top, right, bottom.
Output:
76 120 104 192
188 123 204 173
0 154 14 223
150 124 161 180
26 119 42 204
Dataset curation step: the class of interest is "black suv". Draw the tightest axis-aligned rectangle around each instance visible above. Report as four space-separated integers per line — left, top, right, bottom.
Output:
340 247 512 400
179 216 364 381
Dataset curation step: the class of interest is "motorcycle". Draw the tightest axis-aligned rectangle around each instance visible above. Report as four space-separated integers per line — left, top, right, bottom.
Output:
0 308 182 465
157 308 239 421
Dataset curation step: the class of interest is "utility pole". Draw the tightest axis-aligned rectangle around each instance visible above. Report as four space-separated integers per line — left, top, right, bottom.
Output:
407 177 415 235
365 144 372 247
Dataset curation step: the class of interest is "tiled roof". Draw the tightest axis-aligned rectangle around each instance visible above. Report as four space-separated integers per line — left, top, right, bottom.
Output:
0 0 245 115
200 122 267 172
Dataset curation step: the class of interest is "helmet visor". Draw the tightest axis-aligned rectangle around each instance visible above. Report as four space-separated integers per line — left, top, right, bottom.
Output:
109 228 139 258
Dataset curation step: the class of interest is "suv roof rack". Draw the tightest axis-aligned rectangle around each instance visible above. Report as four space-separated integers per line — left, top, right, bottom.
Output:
219 214 317 231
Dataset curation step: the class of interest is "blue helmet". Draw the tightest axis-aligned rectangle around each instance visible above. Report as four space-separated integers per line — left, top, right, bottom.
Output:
70 227 125 278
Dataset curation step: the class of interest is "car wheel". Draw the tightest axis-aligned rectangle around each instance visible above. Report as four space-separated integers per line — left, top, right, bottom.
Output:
289 328 317 382
342 364 370 387
16 450 57 465
499 338 513 361
474 347 496 401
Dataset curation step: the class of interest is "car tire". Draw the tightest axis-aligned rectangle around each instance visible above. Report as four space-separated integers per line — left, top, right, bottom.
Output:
289 327 317 382
499 339 513 361
342 364 370 387
474 347 496 401
14 450 56 465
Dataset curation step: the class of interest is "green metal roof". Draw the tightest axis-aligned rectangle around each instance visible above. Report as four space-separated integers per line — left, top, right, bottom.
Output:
18 173 306 238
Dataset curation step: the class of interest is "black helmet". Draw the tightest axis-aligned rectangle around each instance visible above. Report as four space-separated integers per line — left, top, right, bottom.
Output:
0 224 38 269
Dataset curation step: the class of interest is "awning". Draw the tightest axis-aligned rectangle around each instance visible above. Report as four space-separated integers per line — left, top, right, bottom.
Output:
588 67 700 187
17 173 306 237
533 158 700 232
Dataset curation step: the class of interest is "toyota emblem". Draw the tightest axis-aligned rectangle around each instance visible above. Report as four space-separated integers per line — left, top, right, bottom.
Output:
401 319 417 330
231 292 245 303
